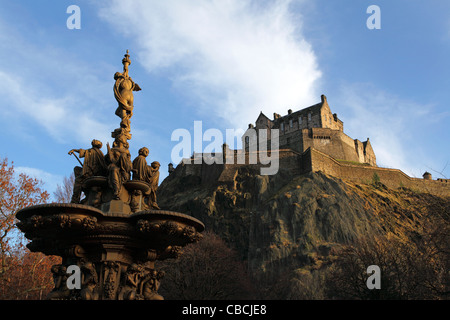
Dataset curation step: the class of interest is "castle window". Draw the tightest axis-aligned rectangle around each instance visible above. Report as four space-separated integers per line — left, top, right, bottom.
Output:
289 119 293 128
308 113 312 121
280 122 284 132
298 116 302 127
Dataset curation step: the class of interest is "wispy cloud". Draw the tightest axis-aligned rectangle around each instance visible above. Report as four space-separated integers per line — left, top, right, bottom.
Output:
0 71 111 145
15 166 63 197
98 0 321 130
0 15 114 147
335 82 447 178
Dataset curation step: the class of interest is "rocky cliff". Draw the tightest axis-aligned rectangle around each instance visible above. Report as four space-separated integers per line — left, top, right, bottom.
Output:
157 163 449 298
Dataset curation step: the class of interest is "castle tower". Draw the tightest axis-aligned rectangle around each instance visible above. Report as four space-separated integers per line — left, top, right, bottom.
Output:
423 172 432 180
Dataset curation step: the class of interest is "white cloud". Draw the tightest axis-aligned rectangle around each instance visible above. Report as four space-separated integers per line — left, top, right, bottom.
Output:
0 71 111 145
98 0 321 130
0 14 115 147
15 166 63 197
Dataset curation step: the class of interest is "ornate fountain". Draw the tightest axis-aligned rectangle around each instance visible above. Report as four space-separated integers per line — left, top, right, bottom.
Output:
15 51 204 300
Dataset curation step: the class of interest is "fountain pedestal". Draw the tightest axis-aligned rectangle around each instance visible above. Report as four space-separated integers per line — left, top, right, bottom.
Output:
16 203 204 300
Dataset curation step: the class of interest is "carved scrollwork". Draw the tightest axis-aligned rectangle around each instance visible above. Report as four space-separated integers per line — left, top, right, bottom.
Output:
135 219 203 245
182 225 203 242
81 216 98 230
30 215 43 228
160 221 181 236
158 245 182 260
58 214 72 228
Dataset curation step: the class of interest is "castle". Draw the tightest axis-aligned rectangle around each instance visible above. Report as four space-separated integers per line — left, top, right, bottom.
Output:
168 95 450 198
243 95 376 167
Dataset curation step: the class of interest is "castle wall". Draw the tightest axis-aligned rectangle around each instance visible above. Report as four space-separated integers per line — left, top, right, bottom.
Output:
298 128 362 165
175 147 449 198
307 148 450 197
267 122 364 166
354 140 365 163
363 141 376 166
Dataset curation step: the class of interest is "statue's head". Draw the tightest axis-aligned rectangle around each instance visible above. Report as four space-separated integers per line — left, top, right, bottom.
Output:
139 147 149 157
91 139 102 149
151 161 160 169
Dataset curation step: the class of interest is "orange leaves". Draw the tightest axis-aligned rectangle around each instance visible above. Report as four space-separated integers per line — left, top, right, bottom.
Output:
1 157 53 299
1 250 61 299
0 158 49 217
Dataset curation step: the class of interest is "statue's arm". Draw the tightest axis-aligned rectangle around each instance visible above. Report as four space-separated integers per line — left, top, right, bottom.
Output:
68 149 81 155
133 82 141 92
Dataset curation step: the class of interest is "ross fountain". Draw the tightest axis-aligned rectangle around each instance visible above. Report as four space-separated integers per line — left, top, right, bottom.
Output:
15 51 204 300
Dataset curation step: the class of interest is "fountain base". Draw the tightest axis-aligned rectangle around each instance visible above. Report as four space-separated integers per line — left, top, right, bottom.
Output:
16 203 204 300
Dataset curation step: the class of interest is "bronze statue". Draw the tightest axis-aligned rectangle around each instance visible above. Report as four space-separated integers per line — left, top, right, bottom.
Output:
105 141 132 200
148 161 160 209
47 265 70 300
80 261 99 300
141 270 164 300
114 50 141 133
68 139 106 203
131 149 160 209
132 147 150 181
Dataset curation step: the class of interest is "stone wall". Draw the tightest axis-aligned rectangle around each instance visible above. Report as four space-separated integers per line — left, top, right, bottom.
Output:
306 148 450 197
173 147 450 198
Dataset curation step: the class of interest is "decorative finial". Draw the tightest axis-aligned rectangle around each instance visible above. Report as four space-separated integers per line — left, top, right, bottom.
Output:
122 50 131 75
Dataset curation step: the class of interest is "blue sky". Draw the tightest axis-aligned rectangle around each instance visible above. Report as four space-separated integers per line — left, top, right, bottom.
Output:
0 0 449 198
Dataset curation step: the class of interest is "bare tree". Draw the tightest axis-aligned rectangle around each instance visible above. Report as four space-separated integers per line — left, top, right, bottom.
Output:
53 173 75 203
157 231 258 299
325 232 449 300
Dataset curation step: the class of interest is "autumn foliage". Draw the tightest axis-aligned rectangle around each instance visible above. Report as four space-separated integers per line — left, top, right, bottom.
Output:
0 157 60 300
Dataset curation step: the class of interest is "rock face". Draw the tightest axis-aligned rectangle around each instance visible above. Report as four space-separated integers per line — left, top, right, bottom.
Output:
157 163 449 297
